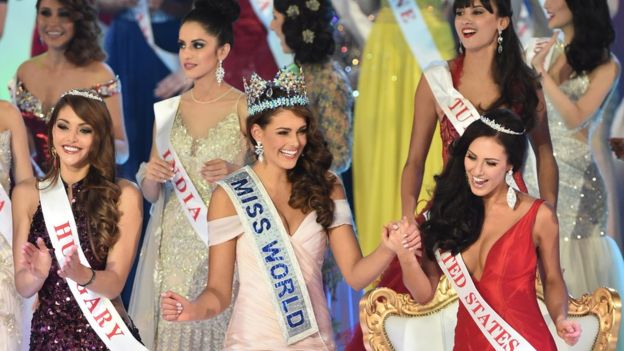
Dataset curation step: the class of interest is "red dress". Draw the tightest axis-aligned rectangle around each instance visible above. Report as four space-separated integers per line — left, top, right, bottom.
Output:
346 56 529 350
454 199 556 350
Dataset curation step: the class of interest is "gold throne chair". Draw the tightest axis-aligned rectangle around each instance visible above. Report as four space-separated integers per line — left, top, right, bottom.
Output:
360 276 621 350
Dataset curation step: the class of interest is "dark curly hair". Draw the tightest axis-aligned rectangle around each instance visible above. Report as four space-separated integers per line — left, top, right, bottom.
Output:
246 104 336 230
182 0 240 47
43 92 121 263
454 0 540 131
563 0 614 74
273 0 335 64
422 109 527 260
36 0 105 66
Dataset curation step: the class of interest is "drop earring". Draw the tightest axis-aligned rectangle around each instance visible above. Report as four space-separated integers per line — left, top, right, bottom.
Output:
505 169 517 209
497 29 503 54
216 60 225 85
254 141 264 163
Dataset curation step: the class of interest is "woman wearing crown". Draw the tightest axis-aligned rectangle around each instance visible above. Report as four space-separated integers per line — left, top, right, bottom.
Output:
11 89 144 350
159 67 419 350
127 1 248 349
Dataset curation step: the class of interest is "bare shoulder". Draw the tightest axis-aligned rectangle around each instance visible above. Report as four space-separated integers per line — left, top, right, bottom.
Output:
329 173 346 200
86 61 116 82
0 101 20 130
16 56 43 79
208 186 237 219
534 200 558 229
116 179 142 203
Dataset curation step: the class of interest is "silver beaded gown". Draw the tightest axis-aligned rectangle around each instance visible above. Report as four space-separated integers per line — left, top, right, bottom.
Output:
524 44 624 300
129 96 246 351
0 130 22 351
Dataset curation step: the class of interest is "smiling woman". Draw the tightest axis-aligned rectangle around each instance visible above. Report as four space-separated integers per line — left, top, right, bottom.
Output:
11 0 129 172
11 90 144 350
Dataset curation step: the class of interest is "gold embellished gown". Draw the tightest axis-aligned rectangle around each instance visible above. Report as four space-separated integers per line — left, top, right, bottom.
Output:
129 97 246 350
0 130 22 351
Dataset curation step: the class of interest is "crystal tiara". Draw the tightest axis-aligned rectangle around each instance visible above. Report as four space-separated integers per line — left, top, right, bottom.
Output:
480 115 525 135
60 89 104 102
244 67 309 115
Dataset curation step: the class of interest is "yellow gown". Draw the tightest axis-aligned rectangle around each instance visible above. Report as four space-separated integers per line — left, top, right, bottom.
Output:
353 0 456 257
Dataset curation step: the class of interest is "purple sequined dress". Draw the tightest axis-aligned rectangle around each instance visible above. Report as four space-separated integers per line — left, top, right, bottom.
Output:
27 180 141 350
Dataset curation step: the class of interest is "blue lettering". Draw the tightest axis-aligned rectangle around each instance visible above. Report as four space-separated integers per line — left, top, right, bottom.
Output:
241 195 258 204
231 178 253 196
287 310 305 328
280 295 299 313
253 218 271 234
246 203 263 218
262 240 284 262
271 263 289 280
275 278 295 298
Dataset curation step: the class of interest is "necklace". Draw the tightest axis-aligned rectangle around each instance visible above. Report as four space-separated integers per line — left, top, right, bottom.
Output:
190 87 233 104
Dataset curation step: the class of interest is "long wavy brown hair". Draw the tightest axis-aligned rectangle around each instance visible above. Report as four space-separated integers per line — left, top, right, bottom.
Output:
43 92 120 263
247 105 337 230
36 0 106 66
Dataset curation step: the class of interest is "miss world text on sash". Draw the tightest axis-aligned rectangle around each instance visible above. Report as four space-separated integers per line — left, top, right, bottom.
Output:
218 166 319 344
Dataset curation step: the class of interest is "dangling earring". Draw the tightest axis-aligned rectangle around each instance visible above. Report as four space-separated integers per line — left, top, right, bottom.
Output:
216 60 225 86
254 141 264 163
50 146 59 168
458 43 464 55
505 169 517 209
497 29 503 54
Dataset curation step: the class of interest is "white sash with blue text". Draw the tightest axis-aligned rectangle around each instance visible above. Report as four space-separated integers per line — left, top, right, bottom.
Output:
435 249 537 351
388 0 443 67
39 178 147 350
218 166 319 344
154 96 209 246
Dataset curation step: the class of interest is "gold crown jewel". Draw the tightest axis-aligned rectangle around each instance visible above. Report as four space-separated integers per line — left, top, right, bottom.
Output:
479 115 525 135
60 89 104 102
244 67 309 115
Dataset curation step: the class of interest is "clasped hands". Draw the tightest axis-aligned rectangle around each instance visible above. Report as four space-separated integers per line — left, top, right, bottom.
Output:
145 157 238 184
382 216 422 258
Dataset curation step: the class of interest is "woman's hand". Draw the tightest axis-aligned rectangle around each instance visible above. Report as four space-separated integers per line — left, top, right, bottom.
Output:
57 246 92 285
154 70 192 99
531 33 557 75
556 318 581 345
161 291 196 321
145 156 175 183
201 159 239 183
382 217 422 258
609 137 624 159
22 237 52 281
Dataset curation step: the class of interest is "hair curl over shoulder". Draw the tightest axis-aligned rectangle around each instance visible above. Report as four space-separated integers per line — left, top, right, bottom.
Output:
182 0 240 47
273 0 335 64
563 0 614 74
453 0 540 131
422 109 527 260
43 93 121 263
246 105 337 230
36 0 106 66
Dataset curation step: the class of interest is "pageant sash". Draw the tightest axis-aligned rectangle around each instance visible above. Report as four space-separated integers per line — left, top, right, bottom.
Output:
0 183 11 245
154 96 209 246
248 0 294 67
39 178 147 350
218 166 319 344
133 0 179 72
435 249 537 351
424 61 481 135
388 0 443 67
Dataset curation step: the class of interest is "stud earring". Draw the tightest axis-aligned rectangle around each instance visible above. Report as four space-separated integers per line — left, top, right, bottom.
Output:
497 29 503 54
216 60 225 85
